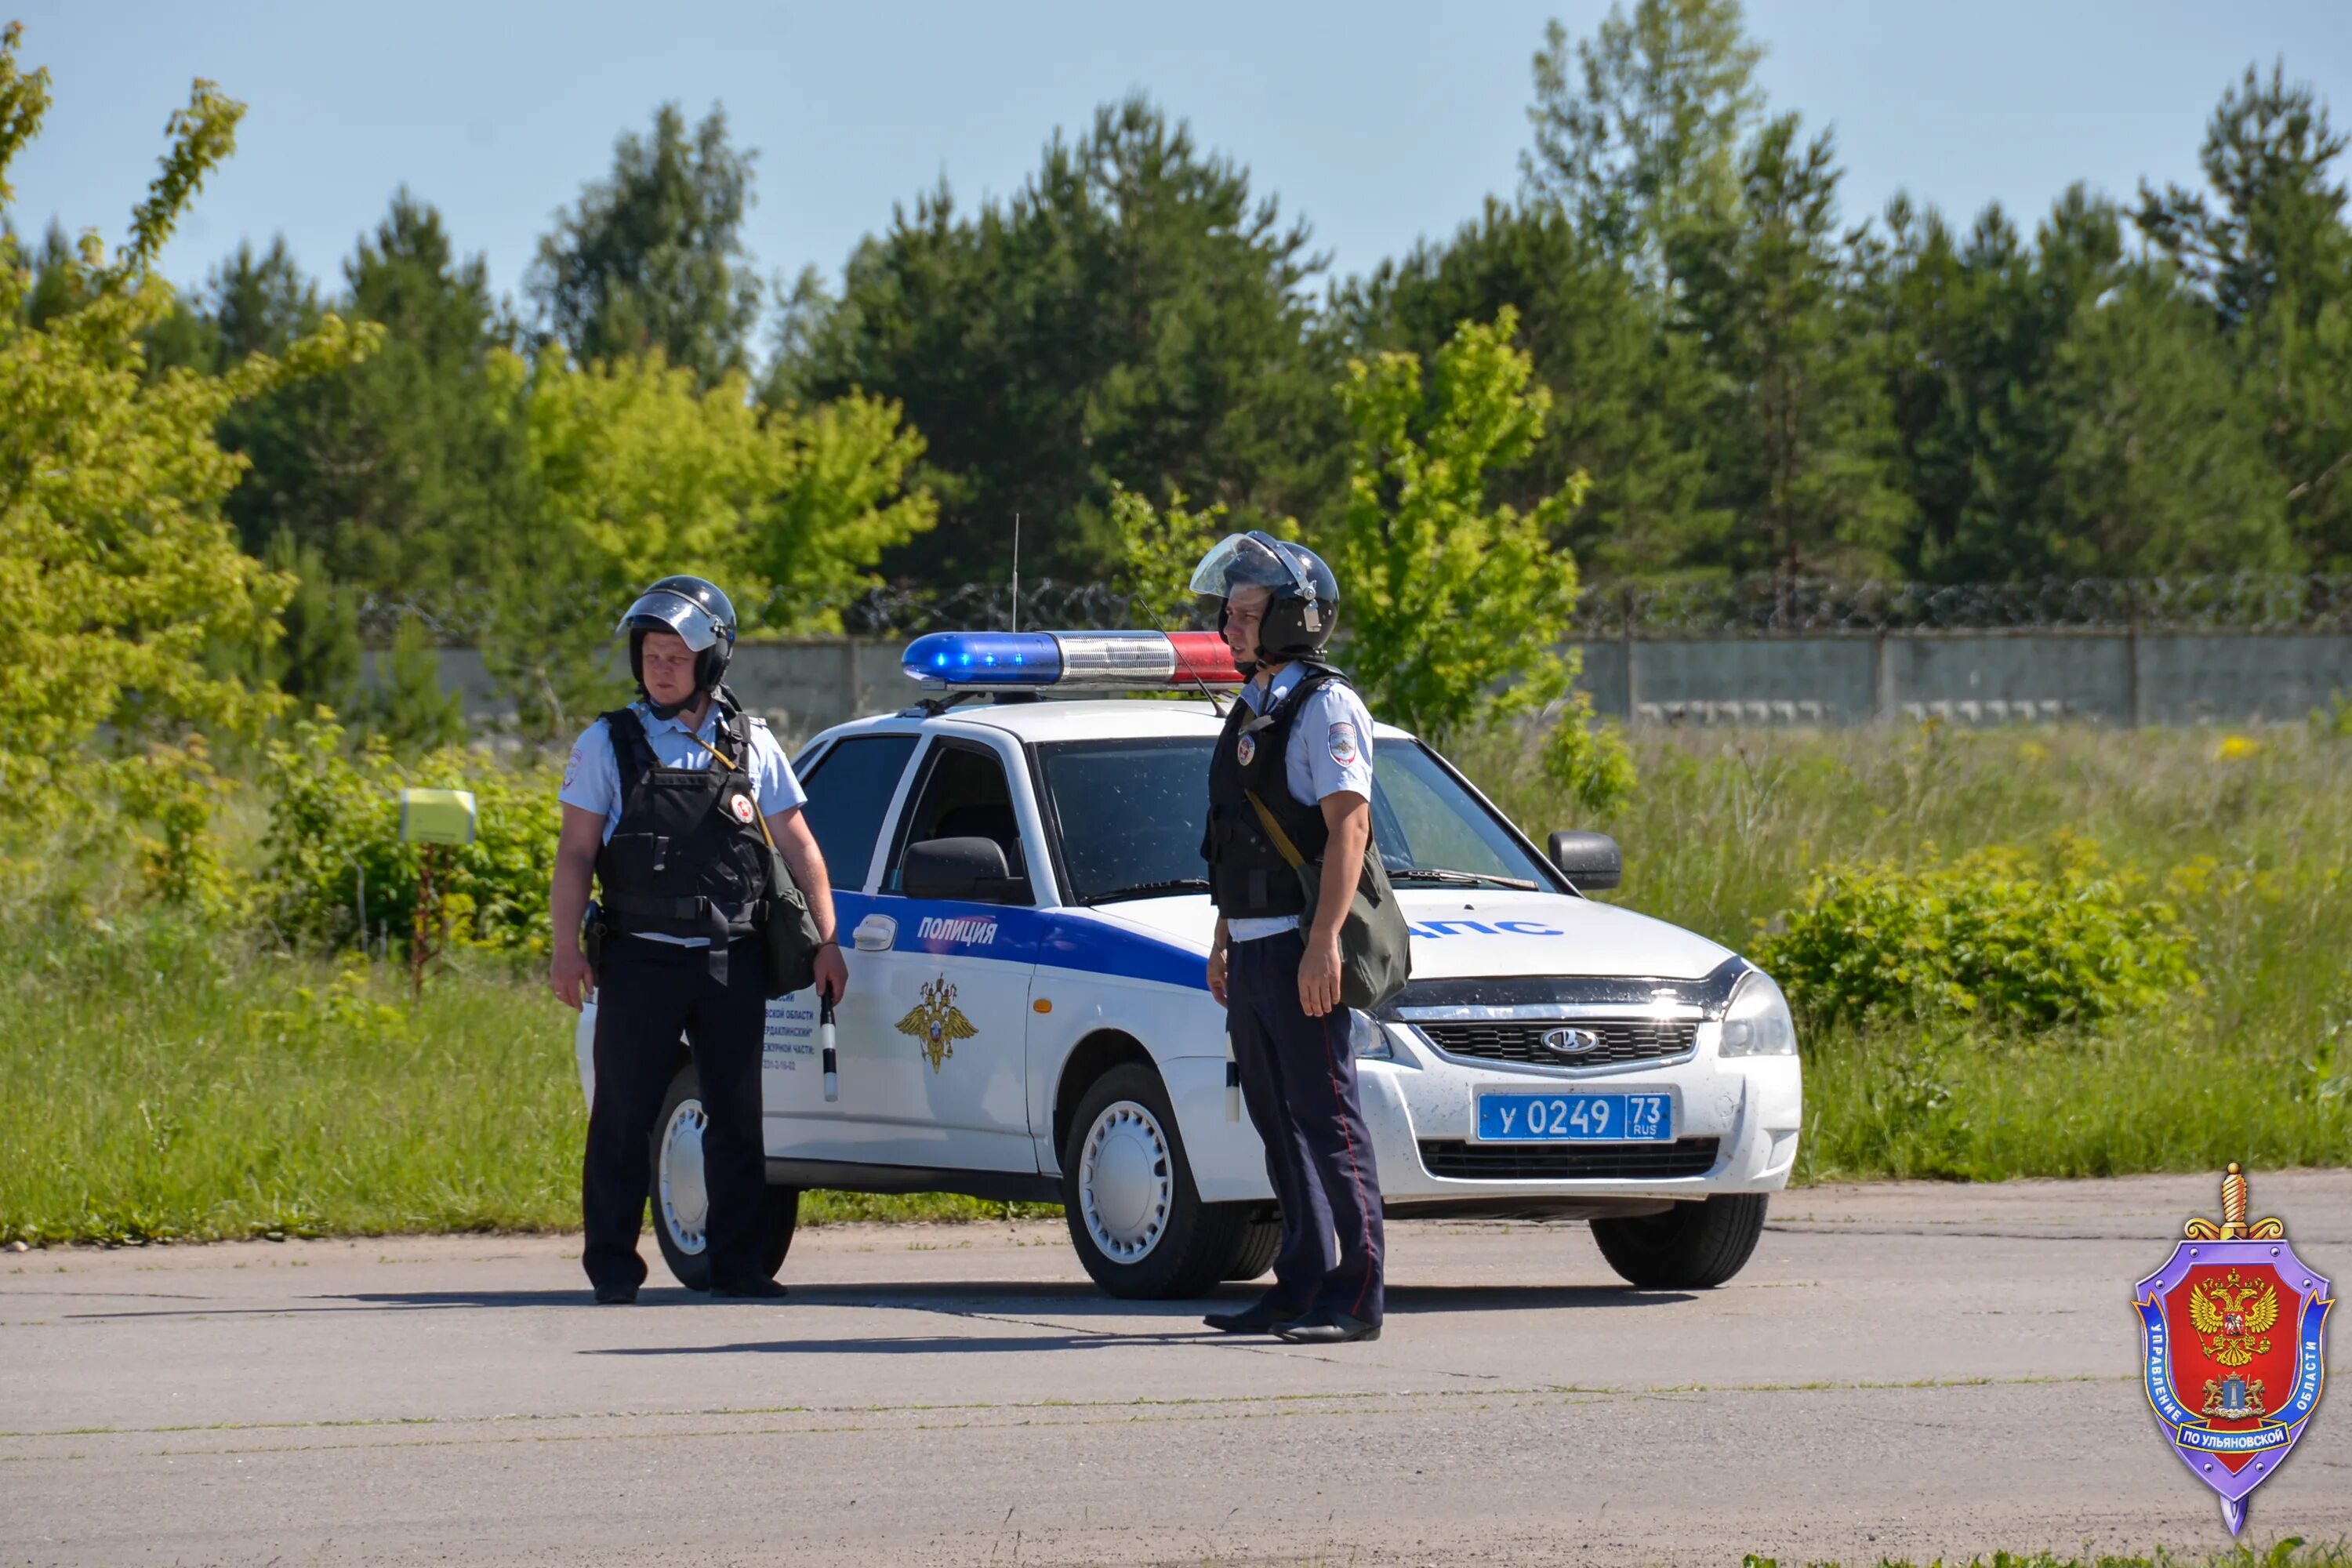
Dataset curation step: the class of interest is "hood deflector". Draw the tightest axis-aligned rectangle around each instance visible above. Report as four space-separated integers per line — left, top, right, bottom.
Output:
1376 954 1753 1022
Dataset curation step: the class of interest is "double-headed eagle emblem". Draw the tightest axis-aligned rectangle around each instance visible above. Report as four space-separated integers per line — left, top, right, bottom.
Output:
2190 1268 2280 1368
895 977 976 1073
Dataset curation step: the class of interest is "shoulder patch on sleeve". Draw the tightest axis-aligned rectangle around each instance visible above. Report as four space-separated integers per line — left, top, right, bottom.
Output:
1327 720 1360 768
563 746 583 789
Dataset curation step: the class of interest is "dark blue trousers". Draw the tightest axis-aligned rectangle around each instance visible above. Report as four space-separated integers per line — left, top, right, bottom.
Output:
1227 929 1385 1323
583 935 769 1294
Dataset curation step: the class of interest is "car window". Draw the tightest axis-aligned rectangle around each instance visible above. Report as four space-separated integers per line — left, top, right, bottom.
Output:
884 742 1028 896
1039 739 1209 906
1370 743 1552 884
795 733 918 891
1033 735 1554 904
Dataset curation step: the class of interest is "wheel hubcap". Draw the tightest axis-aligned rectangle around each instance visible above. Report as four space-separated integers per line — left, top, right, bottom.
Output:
658 1099 710 1255
1079 1101 1172 1264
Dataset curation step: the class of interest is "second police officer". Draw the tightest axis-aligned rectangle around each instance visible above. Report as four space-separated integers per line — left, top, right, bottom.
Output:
1192 533 1386 1345
547 575 848 1304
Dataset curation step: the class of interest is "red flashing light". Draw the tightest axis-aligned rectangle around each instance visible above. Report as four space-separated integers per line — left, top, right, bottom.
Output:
1168 631 1243 686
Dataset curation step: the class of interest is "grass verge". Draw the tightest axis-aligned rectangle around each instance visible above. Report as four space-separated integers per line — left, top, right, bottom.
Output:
6 724 2350 1246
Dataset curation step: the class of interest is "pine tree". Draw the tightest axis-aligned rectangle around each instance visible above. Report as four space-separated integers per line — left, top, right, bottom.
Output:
261 529 362 712
779 96 1338 587
220 194 521 590
2137 63 2352 566
528 103 763 385
1675 117 1909 578
2050 267 2294 574
1333 198 1722 575
1522 0 1764 287
365 615 467 754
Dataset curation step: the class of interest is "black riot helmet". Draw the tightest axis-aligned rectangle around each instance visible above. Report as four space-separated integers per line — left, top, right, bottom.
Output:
1189 531 1340 673
617 575 738 714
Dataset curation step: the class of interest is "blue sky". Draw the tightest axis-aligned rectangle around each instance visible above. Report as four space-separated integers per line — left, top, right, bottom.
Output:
9 0 2349 322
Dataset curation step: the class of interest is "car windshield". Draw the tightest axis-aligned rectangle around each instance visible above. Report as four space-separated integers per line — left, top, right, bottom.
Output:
1033 735 1558 905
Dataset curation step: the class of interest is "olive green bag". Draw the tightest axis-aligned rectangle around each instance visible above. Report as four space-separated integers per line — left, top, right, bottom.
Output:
689 719 822 1000
1244 789 1412 1011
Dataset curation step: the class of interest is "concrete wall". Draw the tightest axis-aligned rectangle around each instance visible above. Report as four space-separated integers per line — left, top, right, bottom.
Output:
1574 632 2352 727
419 631 2352 735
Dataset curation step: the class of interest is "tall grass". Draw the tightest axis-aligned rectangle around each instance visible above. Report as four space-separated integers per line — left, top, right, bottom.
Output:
4 723 2347 1247
0 913 1048 1244
1465 721 2352 1181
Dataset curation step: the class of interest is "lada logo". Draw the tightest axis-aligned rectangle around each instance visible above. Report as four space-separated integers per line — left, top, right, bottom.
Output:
1541 1027 1604 1056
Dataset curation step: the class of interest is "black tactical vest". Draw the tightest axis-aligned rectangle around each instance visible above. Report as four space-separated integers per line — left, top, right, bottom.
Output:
1202 665 1345 919
594 703 771 981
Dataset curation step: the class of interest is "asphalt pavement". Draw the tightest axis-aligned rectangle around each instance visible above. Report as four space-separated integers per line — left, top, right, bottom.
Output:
5 1171 2349 1567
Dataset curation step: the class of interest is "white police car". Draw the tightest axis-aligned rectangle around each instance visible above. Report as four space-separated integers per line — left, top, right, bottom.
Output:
575 630 1802 1298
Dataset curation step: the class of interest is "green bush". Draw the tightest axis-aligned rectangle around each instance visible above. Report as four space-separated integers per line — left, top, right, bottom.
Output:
261 714 560 956
1753 836 2199 1031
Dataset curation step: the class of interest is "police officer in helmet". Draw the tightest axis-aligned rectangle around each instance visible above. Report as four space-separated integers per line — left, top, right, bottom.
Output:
1194 533 1385 1344
548 576 848 1303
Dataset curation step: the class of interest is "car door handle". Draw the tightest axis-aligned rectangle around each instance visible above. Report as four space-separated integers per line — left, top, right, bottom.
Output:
852 913 898 953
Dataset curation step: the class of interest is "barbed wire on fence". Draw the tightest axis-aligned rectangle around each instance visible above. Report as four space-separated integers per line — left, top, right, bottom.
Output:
359 572 2352 644
1570 574 2352 634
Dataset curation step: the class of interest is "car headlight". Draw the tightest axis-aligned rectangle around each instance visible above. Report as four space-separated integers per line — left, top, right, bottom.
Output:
1719 969 1798 1057
1352 1011 1395 1061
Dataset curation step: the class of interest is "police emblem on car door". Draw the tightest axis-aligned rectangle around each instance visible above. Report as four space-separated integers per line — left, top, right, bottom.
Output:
895 977 977 1072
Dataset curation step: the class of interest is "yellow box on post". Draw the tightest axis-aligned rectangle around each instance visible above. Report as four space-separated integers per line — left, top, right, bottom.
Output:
398 788 477 846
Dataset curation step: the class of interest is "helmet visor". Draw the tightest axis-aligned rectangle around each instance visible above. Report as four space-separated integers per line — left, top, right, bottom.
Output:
615 589 720 652
1187 532 1306 597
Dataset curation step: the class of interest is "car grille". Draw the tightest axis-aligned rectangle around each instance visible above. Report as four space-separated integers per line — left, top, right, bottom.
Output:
1417 1138 1721 1181
1413 1018 1697 1069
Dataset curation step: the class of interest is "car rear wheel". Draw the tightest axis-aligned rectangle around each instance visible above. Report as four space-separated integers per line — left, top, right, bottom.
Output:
651 1062 800 1292
1591 1193 1768 1290
1062 1064 1245 1300
1221 1208 1283 1281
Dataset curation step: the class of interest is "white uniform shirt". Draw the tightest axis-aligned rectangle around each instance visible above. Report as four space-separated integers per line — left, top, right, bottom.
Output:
1226 663 1377 944
560 699 806 946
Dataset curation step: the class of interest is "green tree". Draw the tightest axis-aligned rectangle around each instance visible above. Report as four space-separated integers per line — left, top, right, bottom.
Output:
1334 198 1721 575
362 614 466 754
2137 63 2352 565
783 96 1338 587
17 220 89 326
2049 266 2293 574
0 25 375 799
1108 483 1302 633
1675 117 1909 577
1869 190 2127 579
1327 311 1631 809
1522 0 1763 284
219 194 521 590
209 236 320 361
528 103 762 385
485 347 935 737
260 528 362 712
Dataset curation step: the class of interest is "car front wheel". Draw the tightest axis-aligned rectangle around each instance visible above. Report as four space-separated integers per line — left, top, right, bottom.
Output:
1061 1063 1246 1300
650 1062 800 1292
1590 1193 1768 1290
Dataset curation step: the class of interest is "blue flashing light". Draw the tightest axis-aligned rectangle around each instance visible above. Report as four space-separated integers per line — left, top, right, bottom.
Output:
901 631 1063 687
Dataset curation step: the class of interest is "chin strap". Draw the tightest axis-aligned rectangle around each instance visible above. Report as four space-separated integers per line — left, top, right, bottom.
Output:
637 684 711 723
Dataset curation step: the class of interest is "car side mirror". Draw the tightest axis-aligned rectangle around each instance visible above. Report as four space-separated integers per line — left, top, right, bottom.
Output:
902 837 1028 903
1548 830 1622 892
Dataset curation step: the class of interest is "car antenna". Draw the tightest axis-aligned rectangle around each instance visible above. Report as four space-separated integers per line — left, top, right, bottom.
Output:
1010 512 1020 633
1138 594 1226 719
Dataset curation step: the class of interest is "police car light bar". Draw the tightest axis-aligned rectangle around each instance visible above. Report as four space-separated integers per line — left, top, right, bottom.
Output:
902 630 1243 691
